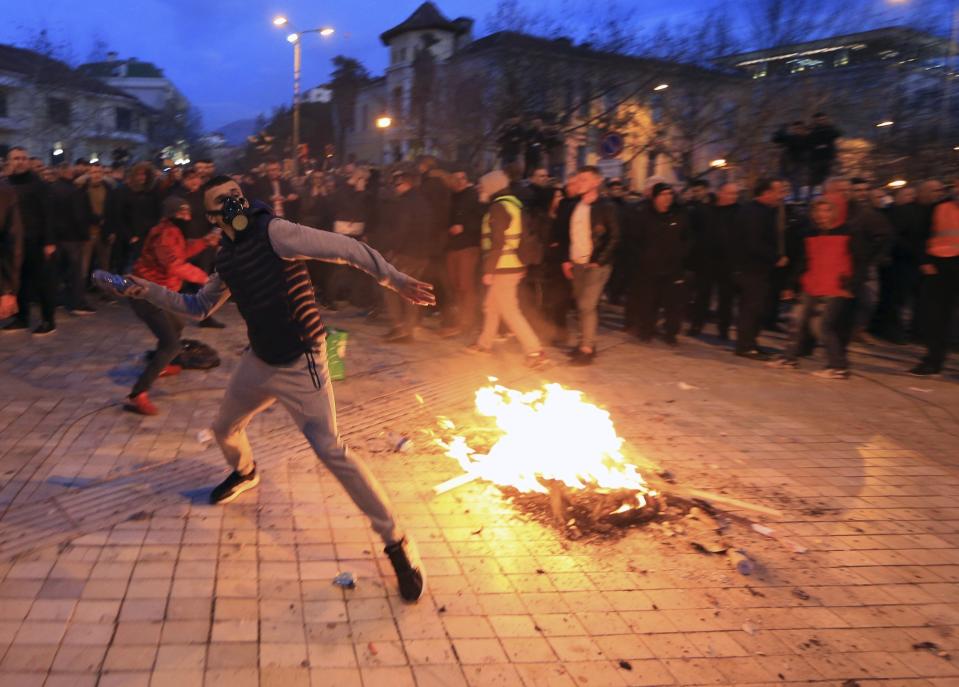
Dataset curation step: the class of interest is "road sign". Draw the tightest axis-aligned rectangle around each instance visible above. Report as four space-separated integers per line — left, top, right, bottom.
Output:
600 132 624 159
597 159 624 179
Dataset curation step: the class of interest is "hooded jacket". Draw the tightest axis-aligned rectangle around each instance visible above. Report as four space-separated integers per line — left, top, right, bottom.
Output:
788 222 869 297
132 219 210 292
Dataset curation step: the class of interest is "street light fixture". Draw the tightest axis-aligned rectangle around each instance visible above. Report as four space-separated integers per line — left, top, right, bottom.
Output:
272 15 335 175
653 83 670 91
376 115 392 165
876 120 894 127
710 158 727 168
887 179 907 188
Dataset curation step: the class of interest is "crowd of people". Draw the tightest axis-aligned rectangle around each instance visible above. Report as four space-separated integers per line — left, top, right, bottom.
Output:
1 142 957 395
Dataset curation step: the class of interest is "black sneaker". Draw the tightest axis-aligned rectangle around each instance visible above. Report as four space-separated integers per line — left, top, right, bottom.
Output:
2 320 28 333
384 538 426 602
209 465 260 505
32 322 56 337
908 363 941 377
198 317 226 329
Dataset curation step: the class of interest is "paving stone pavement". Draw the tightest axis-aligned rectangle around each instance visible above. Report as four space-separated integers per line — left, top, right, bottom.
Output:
0 300 958 687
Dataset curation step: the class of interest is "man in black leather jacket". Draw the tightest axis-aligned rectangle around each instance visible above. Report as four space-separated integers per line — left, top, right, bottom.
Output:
555 166 620 365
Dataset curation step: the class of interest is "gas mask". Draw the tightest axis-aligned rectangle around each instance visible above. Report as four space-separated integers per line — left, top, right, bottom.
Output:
220 195 249 231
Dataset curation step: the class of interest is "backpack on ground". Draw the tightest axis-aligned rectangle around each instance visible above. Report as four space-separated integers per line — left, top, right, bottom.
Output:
174 339 221 369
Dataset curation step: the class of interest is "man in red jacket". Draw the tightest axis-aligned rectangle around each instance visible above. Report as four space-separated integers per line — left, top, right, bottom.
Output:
127 196 218 414
770 199 867 379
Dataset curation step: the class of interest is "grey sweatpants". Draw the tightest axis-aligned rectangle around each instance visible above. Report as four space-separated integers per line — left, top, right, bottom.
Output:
211 341 401 544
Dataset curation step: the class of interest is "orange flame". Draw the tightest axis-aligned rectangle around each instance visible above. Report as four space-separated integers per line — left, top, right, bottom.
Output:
437 382 650 505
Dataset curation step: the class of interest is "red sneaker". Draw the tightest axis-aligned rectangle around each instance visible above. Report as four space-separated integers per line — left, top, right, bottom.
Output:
126 392 158 416
159 364 182 378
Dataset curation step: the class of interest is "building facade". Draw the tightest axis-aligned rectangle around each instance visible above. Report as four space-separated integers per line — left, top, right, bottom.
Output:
717 27 958 178
0 44 152 164
345 2 742 187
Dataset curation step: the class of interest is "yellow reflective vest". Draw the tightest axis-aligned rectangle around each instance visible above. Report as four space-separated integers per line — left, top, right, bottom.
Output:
481 195 524 272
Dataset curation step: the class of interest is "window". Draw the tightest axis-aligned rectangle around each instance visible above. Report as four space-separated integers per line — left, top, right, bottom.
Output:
787 58 824 74
752 62 768 79
834 49 849 67
0 90 7 118
116 107 133 132
47 97 71 126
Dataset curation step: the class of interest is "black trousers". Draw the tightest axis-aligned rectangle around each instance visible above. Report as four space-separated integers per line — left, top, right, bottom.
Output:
920 256 959 370
735 271 769 353
764 265 788 328
130 299 184 397
689 266 733 336
423 253 455 327
635 274 686 340
58 241 92 311
15 244 57 325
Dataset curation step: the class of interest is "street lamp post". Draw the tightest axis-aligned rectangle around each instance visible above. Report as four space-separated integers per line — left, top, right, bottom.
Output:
273 16 334 176
376 115 392 165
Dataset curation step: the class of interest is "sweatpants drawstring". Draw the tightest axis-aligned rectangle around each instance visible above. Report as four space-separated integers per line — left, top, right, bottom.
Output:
305 350 322 390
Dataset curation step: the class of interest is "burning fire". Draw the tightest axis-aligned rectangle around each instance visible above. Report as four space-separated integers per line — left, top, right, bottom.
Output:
436 381 652 509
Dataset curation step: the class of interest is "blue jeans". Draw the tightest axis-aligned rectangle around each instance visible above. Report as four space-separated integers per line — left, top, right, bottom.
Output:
787 294 853 370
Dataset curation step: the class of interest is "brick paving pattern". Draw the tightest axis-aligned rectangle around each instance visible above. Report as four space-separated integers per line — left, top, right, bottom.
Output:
0 301 957 687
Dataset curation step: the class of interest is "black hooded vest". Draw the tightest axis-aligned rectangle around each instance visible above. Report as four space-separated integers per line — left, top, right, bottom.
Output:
214 206 325 364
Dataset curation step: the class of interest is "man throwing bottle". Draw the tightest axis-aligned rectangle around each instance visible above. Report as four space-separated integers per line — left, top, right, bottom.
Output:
103 176 434 602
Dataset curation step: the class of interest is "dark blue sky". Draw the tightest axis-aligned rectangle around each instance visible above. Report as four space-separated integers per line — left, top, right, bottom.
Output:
1 0 921 131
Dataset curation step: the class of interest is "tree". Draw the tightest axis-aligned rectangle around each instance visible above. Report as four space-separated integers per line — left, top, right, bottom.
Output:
330 56 371 159
86 33 112 63
410 33 439 154
241 102 335 169
151 101 209 161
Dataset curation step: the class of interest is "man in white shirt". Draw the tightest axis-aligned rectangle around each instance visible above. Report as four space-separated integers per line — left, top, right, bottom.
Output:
560 167 621 365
